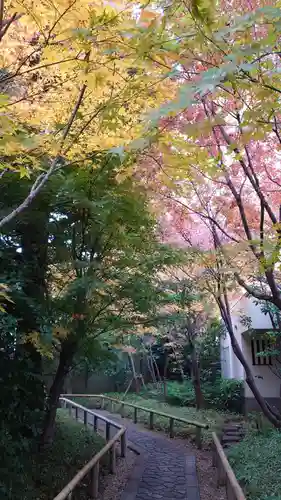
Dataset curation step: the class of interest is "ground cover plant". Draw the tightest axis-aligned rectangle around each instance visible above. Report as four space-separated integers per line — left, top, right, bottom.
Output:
0 409 106 500
72 393 242 445
228 429 281 500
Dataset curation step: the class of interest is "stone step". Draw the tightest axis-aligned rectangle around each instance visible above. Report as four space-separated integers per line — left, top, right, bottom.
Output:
221 436 242 444
222 433 244 440
223 425 243 432
223 432 243 438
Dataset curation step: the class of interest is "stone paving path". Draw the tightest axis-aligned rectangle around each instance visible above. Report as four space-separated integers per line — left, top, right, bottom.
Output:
87 408 200 500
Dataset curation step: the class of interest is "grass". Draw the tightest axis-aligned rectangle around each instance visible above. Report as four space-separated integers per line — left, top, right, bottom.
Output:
228 429 281 500
71 392 242 445
1 409 106 500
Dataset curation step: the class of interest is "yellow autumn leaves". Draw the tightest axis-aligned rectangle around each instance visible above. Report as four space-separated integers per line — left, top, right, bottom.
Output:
0 0 177 172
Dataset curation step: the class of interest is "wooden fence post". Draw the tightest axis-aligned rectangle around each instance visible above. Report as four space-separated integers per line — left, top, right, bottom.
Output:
90 462 99 499
226 477 236 500
75 407 79 420
212 446 217 467
217 458 226 487
195 427 202 449
121 432 127 458
84 410 88 426
106 422 110 441
149 412 154 430
134 407 137 424
109 444 116 474
169 417 174 438
68 403 72 417
94 415 98 432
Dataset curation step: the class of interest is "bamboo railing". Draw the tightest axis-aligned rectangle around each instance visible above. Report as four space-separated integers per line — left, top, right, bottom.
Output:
212 432 246 500
53 397 127 500
64 393 209 449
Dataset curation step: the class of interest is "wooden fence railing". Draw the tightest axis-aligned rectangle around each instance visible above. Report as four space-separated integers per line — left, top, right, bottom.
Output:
53 397 127 500
212 432 246 500
64 393 208 449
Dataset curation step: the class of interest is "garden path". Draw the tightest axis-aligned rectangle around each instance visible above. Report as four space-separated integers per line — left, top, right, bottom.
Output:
86 408 200 500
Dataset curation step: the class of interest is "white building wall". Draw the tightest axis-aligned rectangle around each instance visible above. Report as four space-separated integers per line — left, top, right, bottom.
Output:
221 329 244 380
242 335 281 399
221 294 281 405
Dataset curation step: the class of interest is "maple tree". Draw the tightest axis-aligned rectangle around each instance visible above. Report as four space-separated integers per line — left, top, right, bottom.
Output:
0 0 180 227
135 0 281 425
163 277 213 409
0 151 183 445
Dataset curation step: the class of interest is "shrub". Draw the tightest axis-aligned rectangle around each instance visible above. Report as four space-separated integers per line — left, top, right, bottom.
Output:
203 378 243 413
228 430 281 500
0 409 106 500
143 378 243 413
163 380 196 406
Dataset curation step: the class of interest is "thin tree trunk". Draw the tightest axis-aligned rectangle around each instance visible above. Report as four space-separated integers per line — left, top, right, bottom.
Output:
40 341 76 447
153 355 162 383
147 355 157 384
172 346 185 382
218 296 281 427
148 346 157 384
190 343 204 410
163 350 169 400
211 223 281 427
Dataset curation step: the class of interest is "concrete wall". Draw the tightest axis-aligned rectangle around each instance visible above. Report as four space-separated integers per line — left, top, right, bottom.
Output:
68 373 118 394
220 312 244 380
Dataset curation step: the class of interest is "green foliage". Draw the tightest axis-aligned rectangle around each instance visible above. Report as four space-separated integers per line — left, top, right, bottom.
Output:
228 430 281 500
199 319 223 381
46 154 183 365
0 312 46 441
0 409 106 500
0 151 183 449
203 378 243 413
150 380 196 406
143 378 243 413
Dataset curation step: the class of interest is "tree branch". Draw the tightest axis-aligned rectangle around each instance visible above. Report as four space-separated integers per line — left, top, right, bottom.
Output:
234 273 276 302
0 66 89 228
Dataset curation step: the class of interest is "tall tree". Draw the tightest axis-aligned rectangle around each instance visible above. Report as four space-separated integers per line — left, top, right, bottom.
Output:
137 1 281 424
38 154 180 445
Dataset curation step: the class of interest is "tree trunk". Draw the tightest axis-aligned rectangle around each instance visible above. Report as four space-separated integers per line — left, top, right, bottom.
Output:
148 355 157 384
190 343 204 410
218 298 281 427
163 350 169 400
40 341 76 447
210 224 281 426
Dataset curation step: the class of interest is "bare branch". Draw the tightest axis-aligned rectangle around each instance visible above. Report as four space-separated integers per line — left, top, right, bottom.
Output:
0 11 22 42
234 273 276 302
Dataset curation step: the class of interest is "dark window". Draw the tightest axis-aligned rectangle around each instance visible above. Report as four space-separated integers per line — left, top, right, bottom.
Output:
251 338 272 366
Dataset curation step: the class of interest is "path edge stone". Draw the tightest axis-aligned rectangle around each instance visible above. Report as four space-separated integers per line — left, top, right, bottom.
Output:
185 456 201 500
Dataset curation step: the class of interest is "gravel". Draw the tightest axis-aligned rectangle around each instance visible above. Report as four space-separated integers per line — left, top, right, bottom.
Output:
98 448 137 500
195 447 226 500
